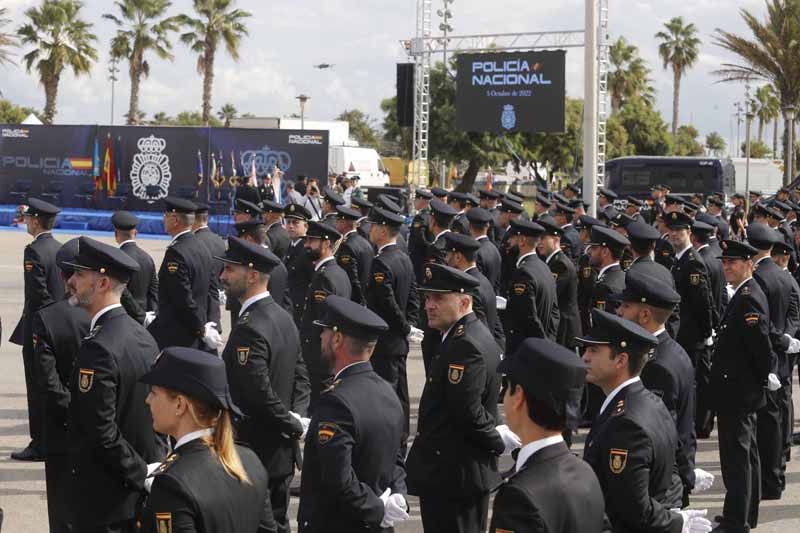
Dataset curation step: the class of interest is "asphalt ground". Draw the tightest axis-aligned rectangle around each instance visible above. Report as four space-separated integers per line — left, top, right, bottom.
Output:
0 229 799 531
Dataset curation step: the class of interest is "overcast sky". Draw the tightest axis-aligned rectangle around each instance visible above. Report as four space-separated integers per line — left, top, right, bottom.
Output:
0 0 771 155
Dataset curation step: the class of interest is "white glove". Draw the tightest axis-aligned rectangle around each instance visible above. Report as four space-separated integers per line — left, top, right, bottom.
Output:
144 311 157 327
693 468 714 492
704 329 715 347
674 509 713 533
218 289 227 306
767 373 782 392
380 492 410 528
496 295 507 310
202 322 223 350
407 326 425 344
144 462 162 492
290 411 310 439
495 424 521 455
784 333 800 354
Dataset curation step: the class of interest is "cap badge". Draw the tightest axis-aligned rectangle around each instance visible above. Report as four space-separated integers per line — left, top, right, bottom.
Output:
448 363 464 384
78 368 94 393
289 205 295 212
237 347 250 365
672 212 678 220
609 448 628 474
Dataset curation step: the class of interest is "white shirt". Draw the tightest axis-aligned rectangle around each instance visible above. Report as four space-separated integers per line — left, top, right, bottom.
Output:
695 244 709 253
239 291 271 317
476 234 489 241
515 435 565 472
516 251 538 268
599 377 641 416
597 262 620 280
174 428 213 450
545 249 560 264
343 229 357 240
675 244 692 261
434 229 451 242
652 327 667 337
732 276 753 298
377 241 397 255
118 239 136 248
754 255 770 268
90 303 123 331
170 229 192 245
194 225 208 233
334 360 369 381
314 256 335 272
33 231 53 241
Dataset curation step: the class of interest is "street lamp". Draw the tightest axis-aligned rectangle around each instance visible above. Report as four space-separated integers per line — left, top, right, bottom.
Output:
109 56 120 125
784 104 797 186
437 0 454 71
744 84 754 212
296 94 310 130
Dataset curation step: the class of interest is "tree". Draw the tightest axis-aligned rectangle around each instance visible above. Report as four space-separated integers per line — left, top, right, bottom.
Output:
18 0 98 124
151 111 172 124
217 102 237 127
714 0 800 183
173 109 221 126
741 139 771 158
753 84 780 145
0 7 17 66
609 36 654 114
705 131 727 156
177 0 250 124
673 125 705 156
104 0 180 126
0 99 40 123
655 17 701 136
337 109 379 148
616 96 673 155
379 96 413 159
123 109 147 123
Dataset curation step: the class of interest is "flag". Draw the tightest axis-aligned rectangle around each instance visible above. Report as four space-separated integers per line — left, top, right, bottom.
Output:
197 150 204 186
209 152 216 187
92 138 101 191
102 134 116 195
486 171 493 191
230 151 237 178
248 158 257 187
218 150 226 184
114 135 124 188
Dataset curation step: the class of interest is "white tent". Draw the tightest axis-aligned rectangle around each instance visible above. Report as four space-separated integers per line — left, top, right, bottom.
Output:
21 113 42 125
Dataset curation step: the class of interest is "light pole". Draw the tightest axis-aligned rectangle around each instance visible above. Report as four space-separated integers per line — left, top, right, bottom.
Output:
437 0 454 188
109 56 119 125
582 0 598 217
745 85 754 213
734 101 743 157
296 94 310 130
784 105 796 186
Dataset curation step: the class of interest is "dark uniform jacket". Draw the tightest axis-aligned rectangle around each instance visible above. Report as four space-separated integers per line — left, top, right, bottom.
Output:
697 244 727 330
298 361 406 533
267 222 291 260
490 441 605 533
285 238 315 326
753 256 797 381
627 255 681 337
69 307 165 526
506 252 560 355
193 227 226 331
583 381 684 533
561 224 582 261
222 295 310 480
465 265 505 352
641 331 697 491
654 236 675 270
409 207 431 283
226 260 293 322
119 240 158 312
590 263 626 316
476 235 502 293
148 230 212 349
33 299 90 454
711 278 774 412
671 247 713 352
336 230 374 305
546 249 581 348
407 313 505 498
577 251 597 334
142 439 275 533
451 212 470 235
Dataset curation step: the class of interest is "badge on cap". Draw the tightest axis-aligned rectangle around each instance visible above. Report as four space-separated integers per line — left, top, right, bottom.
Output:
237 347 250 365
318 422 337 444
373 272 385 284
690 273 700 286
24 260 33 272
156 512 172 533
744 312 760 327
609 448 628 474
671 212 678 220
79 368 94 393
448 363 464 384
167 262 179 274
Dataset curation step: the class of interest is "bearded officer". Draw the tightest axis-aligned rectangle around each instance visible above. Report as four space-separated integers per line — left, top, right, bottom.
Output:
65 237 166 532
490 338 604 533
298 295 409 532
580 309 712 533
334 205 374 305
587 225 628 316
218 237 310 533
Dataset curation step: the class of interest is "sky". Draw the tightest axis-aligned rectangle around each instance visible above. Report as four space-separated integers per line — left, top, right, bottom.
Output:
0 0 772 155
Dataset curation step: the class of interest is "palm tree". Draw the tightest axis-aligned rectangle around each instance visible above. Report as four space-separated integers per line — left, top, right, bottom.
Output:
714 0 800 183
655 17 702 136
123 109 147 123
0 7 18 66
18 0 98 124
151 111 172 124
217 102 237 127
104 0 180 125
753 85 780 149
609 37 655 114
177 0 251 124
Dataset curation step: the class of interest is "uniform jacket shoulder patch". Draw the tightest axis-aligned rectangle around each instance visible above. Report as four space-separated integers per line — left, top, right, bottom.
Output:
612 399 624 416
236 346 250 365
339 254 351 265
317 422 338 444
595 300 606 311
166 261 179 274
744 312 760 327
448 363 465 384
373 272 385 284
689 272 700 286
78 368 95 393
453 324 465 338
238 312 250 324
513 282 526 296
582 267 593 279
609 448 628 474
24 260 33 272
156 511 172 533
741 286 750 296
314 290 327 302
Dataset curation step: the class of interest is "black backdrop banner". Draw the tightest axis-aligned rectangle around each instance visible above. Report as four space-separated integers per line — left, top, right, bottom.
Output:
456 50 566 134
0 125 329 211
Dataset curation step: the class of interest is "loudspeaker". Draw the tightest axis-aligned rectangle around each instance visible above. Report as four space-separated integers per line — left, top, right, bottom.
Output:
397 63 414 128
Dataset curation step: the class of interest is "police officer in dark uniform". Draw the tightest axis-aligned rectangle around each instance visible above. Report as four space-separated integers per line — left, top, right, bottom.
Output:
707 196 730 241
300 222 352 411
218 237 310 532
140 347 275 533
654 213 677 270
334 206 374 305
351 196 374 241
496 198 526 295
576 215 602 335
552 203 581 260
466 207 502 292
490 338 605 533
587 225 628 315
193 202 226 334
112 210 158 315
447 191 470 235
407 264 517 533
283 203 315 326
321 187 345 221
580 309 712 533
234 198 264 223
538 215 582 349
426 199 457 263
11 197 64 462
65 237 166 532
409 188 433 282
148 197 215 351
33 239 90 532
298 295 409 532
712 239 775 532
262 200 291 260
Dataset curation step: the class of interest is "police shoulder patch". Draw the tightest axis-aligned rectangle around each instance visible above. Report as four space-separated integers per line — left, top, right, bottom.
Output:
24 260 33 272
32 334 38 349
513 282 526 296
744 312 760 327
454 324 465 338
595 300 606 311
689 272 700 286
78 368 95 393
448 363 465 384
156 511 172 533
317 422 338 444
609 448 628 474
236 346 250 365
314 290 327 302
238 312 250 324
612 399 624 416
373 272 385 284
166 261 179 274
582 267 592 279
339 254 351 265
741 286 750 296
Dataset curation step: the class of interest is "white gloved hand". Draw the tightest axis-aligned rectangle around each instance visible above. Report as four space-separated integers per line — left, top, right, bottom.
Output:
767 373 782 392
144 462 162 493
784 333 800 354
202 322 223 350
495 424 521 455
144 311 157 327
674 509 713 533
407 326 425 344
219 289 227 306
290 411 311 439
693 468 714 492
704 329 715 346
381 492 410 528
496 295 507 310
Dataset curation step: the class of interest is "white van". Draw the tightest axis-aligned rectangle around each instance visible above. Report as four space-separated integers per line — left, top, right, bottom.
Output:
328 145 390 188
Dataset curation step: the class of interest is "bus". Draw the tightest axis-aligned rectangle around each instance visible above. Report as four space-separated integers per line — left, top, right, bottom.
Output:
605 156 735 198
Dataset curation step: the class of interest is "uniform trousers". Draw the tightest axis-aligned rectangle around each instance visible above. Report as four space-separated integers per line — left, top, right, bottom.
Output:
718 410 760 532
419 492 489 533
45 455 72 533
691 346 715 437
778 384 792 491
270 474 293 533
756 389 783 498
22 347 43 448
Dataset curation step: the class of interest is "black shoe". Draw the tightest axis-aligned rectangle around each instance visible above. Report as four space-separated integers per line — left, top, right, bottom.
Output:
10 445 45 462
792 432 800 446
761 491 782 501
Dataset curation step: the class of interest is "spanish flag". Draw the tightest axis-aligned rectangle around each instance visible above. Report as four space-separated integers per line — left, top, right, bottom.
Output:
102 134 116 195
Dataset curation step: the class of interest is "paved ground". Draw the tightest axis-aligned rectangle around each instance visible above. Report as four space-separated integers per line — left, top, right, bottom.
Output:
0 229 799 531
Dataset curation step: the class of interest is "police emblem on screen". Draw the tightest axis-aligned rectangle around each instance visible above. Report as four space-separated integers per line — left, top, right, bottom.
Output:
130 135 173 202
501 104 516 130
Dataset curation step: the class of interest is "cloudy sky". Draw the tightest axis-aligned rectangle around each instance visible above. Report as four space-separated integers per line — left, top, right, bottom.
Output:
0 0 771 154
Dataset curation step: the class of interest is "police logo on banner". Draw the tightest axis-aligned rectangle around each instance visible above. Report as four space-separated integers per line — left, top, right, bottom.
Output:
501 104 516 130
130 135 172 202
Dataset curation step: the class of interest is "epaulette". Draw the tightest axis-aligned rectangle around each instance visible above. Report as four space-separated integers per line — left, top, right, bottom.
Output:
84 325 102 340
238 312 251 324
322 378 343 394
611 399 625 417
152 452 179 476
453 324 465 338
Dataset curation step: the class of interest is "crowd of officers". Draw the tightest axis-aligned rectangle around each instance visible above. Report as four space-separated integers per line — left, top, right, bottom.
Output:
7 179 800 533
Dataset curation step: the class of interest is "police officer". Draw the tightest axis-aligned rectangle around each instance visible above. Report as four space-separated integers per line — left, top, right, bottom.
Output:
576 215 602 335
192 202 226 334
496 198 525 294
538 215 582 348
148 197 216 351
65 237 166 532
321 187 345 221
233 198 264 223
580 309 712 533
707 196 730 242
466 207 502 292
587 225 628 315
11 197 64 462
283 203 314 326
407 264 518 533
712 240 774 532
298 295 409 532
140 347 275 533
218 237 310 532
597 187 618 211
112 210 158 317
552 203 581 260
334 206 374 305
300 221 351 410
262 200 291 260
351 196 374 241
409 188 433 282
425 199 457 263
654 212 677 270
490 338 605 533
33 238 90 532
447 191 471 234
